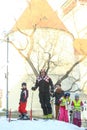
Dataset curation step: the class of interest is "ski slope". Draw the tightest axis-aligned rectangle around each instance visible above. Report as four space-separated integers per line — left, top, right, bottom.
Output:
0 117 85 130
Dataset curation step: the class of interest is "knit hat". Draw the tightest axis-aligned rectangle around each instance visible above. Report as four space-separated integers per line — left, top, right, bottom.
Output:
21 82 26 86
40 69 46 75
64 92 70 97
75 93 79 98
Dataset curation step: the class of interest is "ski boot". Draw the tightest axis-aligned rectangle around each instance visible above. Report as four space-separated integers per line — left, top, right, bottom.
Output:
18 114 24 120
43 115 48 119
47 114 52 119
22 113 30 120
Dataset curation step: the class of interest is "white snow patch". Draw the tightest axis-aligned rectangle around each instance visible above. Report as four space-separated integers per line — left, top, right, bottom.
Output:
0 117 85 130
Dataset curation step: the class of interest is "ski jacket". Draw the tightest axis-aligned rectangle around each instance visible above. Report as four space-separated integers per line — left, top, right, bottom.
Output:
59 97 70 107
34 75 54 93
53 87 64 105
71 100 83 111
20 88 28 102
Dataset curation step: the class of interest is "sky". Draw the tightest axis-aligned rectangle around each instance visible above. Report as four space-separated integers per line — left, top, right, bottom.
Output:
0 0 27 36
0 0 31 90
0 117 86 130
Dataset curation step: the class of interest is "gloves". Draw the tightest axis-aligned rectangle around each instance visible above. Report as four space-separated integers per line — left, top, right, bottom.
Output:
70 110 73 114
71 106 74 110
50 89 54 97
31 87 36 91
51 89 54 93
81 106 84 111
50 92 54 97
66 101 70 105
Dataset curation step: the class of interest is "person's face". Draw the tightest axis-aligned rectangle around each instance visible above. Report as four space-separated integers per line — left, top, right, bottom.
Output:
40 71 45 77
56 85 61 88
22 85 26 89
66 96 69 99
75 97 79 101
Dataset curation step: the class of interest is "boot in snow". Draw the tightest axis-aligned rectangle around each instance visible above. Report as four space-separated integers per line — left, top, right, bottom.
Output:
18 114 24 120
47 114 52 119
43 115 48 119
22 113 30 120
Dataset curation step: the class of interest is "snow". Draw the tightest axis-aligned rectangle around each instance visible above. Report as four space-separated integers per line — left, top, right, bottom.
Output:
0 117 85 130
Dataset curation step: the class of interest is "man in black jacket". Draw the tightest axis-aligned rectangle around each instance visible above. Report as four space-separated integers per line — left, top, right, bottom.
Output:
32 69 54 119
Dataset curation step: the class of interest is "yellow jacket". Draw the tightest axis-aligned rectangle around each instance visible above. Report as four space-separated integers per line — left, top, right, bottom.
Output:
73 100 82 111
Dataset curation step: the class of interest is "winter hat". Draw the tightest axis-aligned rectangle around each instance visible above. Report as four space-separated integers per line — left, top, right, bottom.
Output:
40 69 46 75
21 82 26 86
75 93 79 98
64 92 70 97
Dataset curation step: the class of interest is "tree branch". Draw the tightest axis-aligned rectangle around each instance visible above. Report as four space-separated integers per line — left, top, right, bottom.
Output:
55 56 86 85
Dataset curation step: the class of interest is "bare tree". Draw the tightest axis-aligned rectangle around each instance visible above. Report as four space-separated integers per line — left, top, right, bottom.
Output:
55 56 86 85
1 10 87 92
1 30 86 93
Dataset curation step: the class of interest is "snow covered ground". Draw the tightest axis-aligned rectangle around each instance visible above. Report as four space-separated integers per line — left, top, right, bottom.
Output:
0 117 86 130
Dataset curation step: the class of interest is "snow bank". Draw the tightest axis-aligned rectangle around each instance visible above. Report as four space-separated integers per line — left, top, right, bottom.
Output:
0 117 85 130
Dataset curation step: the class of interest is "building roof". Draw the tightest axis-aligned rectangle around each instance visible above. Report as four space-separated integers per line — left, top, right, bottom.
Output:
73 39 87 55
11 0 68 32
11 0 87 56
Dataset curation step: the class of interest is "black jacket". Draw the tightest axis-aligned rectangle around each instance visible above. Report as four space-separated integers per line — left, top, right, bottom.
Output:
34 75 54 93
20 88 28 102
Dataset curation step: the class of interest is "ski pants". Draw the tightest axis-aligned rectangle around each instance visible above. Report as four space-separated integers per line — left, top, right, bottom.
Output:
73 111 81 127
58 106 69 122
39 92 52 115
55 104 60 119
18 101 27 114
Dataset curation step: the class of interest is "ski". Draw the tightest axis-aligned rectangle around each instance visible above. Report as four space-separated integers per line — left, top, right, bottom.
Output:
32 118 53 121
9 118 52 121
10 119 30 121
9 118 38 121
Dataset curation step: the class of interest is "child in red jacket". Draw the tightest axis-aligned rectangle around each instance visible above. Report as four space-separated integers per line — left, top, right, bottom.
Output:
18 82 29 119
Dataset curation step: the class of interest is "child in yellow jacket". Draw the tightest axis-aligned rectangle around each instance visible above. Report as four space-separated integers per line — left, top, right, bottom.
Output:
58 92 70 122
71 93 84 127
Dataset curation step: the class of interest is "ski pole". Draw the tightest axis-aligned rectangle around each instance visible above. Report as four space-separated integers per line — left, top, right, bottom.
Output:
8 108 11 122
50 97 55 118
30 91 34 120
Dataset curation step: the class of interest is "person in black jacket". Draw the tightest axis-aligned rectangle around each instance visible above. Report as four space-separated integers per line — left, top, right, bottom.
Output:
18 82 29 119
32 69 54 119
53 84 64 119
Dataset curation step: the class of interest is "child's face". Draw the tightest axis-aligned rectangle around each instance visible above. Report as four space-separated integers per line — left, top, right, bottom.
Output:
75 97 79 101
66 96 69 99
22 85 26 89
57 85 61 88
